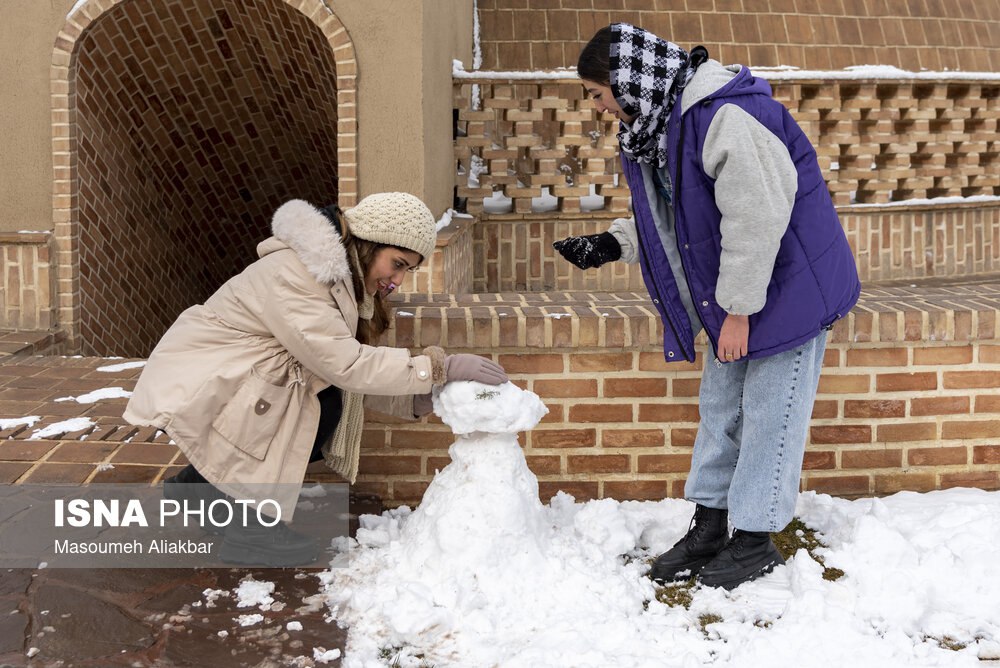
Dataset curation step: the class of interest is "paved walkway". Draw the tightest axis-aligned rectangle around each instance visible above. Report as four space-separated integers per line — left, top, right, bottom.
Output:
0 348 374 667
2 273 999 665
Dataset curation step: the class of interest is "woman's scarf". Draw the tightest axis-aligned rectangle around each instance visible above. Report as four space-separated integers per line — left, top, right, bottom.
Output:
349 244 375 321
610 23 697 168
319 244 373 484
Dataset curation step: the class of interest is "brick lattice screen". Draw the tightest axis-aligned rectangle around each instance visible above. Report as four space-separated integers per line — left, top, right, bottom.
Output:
455 77 1000 215
476 0 1000 72
455 75 1000 292
73 0 340 357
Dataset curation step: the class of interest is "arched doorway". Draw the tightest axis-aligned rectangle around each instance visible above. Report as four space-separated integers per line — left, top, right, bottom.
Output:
59 0 354 356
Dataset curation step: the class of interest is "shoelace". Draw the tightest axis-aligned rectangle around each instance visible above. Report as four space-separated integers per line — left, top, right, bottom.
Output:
679 508 713 544
723 531 753 558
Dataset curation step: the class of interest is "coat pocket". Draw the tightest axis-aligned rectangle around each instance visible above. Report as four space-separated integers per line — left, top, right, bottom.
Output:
212 370 294 460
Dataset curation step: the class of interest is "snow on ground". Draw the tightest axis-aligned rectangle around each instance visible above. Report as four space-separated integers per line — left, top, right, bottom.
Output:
0 416 41 430
234 576 275 610
316 381 1000 667
28 417 95 440
54 387 132 404
96 360 146 373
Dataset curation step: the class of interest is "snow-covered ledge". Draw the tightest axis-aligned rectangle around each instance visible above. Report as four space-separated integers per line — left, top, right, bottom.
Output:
452 60 1000 82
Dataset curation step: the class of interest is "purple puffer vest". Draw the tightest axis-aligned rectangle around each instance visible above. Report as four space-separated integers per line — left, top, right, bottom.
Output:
622 66 860 363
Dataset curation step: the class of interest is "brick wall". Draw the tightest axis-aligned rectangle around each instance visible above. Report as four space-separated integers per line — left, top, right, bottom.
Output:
477 0 1000 72
396 217 475 295
46 0 360 356
0 232 56 331
469 204 1000 292
69 0 341 357
339 287 1000 507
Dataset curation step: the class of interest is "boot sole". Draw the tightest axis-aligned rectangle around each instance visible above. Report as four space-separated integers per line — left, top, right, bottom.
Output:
700 558 781 591
649 555 715 584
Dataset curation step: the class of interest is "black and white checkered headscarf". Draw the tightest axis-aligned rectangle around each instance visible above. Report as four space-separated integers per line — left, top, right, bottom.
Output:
610 23 697 168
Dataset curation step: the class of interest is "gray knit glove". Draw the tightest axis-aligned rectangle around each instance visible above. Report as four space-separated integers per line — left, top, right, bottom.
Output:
444 354 508 385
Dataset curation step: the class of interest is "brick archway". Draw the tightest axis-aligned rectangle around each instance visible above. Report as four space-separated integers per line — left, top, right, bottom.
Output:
51 0 358 355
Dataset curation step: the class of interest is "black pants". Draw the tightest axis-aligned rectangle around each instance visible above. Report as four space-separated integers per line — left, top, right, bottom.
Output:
310 385 343 462
173 386 343 483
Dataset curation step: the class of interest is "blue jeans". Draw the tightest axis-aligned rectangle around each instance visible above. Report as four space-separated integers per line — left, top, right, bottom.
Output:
684 332 828 532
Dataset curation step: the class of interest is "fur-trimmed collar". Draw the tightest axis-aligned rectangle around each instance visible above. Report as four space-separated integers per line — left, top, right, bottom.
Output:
269 200 351 286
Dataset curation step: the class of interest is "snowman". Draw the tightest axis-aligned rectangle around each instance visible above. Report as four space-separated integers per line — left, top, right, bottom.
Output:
323 381 658 667
390 381 552 610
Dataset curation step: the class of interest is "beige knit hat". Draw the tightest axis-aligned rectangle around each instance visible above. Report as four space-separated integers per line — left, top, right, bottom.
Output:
342 192 437 261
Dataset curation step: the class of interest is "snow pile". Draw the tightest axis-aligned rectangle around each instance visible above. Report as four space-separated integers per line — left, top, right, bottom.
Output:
234 576 275 610
234 614 263 627
317 384 1000 666
313 647 342 663
321 381 691 666
796 490 1000 656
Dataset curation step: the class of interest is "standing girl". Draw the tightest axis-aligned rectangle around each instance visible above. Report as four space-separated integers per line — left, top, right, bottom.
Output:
554 24 860 589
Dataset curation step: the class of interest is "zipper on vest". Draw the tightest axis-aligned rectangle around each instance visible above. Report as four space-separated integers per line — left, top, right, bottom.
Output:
635 221 691 362
671 104 720 359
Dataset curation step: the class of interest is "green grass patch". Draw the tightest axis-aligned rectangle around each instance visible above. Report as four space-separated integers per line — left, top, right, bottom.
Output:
654 579 696 608
772 517 844 581
698 613 724 633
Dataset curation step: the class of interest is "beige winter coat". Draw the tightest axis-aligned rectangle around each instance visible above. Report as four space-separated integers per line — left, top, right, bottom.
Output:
123 200 440 519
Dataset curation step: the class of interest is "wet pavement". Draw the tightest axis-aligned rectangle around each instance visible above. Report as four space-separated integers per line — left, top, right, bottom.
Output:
0 348 382 667
0 565 347 667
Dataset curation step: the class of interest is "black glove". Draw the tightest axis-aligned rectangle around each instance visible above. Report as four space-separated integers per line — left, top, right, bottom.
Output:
552 231 622 270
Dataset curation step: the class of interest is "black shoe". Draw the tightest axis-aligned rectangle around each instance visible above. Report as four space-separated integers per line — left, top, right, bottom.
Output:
218 517 320 567
649 504 729 583
698 529 785 590
162 465 229 535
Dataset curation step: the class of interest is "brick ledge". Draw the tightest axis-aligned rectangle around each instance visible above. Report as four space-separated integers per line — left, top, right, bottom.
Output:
385 275 1000 349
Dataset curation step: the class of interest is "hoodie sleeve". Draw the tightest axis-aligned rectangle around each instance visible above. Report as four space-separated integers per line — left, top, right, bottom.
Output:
702 104 797 316
607 216 640 264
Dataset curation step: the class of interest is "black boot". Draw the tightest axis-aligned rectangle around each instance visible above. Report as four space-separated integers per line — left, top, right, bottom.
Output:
698 529 785 590
162 465 229 535
218 514 320 567
649 504 729 583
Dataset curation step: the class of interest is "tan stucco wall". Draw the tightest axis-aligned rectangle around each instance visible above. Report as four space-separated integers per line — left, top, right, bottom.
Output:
330 0 472 215
423 0 475 214
0 0 472 232
0 0 77 232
